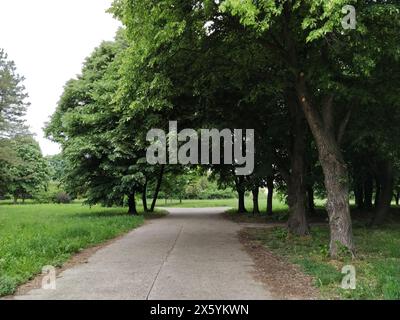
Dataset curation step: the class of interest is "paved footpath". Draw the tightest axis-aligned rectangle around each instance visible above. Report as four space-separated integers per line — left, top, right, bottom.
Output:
15 208 272 300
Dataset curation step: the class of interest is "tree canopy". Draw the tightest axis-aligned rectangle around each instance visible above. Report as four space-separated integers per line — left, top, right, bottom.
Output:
45 0 400 258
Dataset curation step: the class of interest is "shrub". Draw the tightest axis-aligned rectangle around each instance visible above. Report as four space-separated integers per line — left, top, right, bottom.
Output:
53 192 72 204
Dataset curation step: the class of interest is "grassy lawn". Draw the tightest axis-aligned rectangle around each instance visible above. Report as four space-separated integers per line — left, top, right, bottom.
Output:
245 223 400 300
156 196 289 211
0 202 163 297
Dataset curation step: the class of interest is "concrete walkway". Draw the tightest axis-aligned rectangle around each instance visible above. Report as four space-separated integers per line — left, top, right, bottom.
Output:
15 208 272 300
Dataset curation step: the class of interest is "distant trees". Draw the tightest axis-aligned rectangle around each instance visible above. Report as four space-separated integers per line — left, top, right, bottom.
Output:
0 49 29 138
6 136 49 203
0 49 49 201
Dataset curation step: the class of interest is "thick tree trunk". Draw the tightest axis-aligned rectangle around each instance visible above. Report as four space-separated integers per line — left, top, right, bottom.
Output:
128 192 137 215
364 174 374 210
286 93 309 236
252 187 260 214
295 75 354 257
307 186 315 215
287 177 309 235
372 160 394 225
142 180 149 212
395 191 400 206
266 176 274 216
150 165 165 212
321 151 354 257
238 190 247 213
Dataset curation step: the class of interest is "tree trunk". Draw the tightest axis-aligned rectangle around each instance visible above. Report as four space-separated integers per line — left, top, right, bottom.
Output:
128 192 137 215
13 195 17 204
266 176 274 216
287 177 309 235
374 176 381 209
307 186 315 215
364 174 374 210
321 151 354 257
286 92 309 236
252 187 260 214
354 178 364 210
238 190 247 213
295 75 354 257
236 176 247 213
142 180 149 212
281 6 353 257
372 160 394 225
150 165 165 212
395 191 400 206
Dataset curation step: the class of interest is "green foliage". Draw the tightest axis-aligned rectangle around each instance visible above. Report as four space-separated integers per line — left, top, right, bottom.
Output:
46 36 147 208
0 49 29 138
4 136 49 202
53 192 72 204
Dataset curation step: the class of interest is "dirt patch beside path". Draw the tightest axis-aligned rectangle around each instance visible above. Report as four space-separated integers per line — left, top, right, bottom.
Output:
239 228 320 300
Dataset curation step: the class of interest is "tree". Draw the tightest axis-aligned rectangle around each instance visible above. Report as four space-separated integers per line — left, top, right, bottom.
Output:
0 49 29 138
46 35 147 215
6 136 49 203
220 0 400 257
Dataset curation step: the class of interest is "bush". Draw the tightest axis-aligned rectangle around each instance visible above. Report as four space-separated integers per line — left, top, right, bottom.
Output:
53 192 72 204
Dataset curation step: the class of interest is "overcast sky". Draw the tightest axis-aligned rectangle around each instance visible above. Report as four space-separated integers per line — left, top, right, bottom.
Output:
0 0 121 155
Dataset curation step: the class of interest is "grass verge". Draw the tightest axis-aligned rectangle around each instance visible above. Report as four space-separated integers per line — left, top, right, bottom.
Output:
245 224 400 299
0 203 165 296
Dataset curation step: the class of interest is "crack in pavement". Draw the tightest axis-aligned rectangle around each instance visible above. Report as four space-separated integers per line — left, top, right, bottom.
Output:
146 225 184 300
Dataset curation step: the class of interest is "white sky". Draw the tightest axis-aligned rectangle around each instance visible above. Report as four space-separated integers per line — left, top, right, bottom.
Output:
0 0 121 155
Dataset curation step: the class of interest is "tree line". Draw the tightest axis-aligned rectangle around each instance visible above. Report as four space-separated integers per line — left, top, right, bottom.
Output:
41 0 400 258
0 49 49 203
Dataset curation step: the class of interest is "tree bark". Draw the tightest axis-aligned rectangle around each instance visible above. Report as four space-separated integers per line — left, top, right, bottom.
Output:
150 165 165 212
252 187 260 214
128 192 137 215
238 190 247 213
287 177 309 235
395 191 400 206
295 75 355 257
266 176 274 216
142 180 149 212
286 92 309 236
372 160 394 225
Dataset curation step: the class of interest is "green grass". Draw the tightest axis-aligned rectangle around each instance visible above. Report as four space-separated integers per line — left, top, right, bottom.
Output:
156 196 288 211
246 224 400 299
0 202 163 297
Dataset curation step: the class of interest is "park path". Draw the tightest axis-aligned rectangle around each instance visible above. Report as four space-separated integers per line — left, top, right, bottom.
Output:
15 208 272 300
